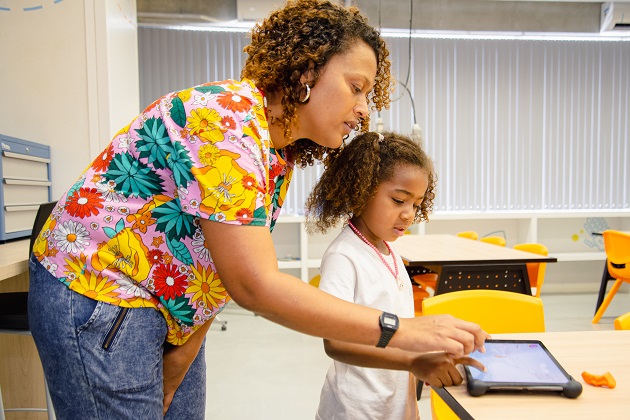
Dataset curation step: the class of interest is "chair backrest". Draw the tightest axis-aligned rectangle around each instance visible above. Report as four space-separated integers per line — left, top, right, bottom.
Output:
602 230 630 279
29 201 58 256
425 289 545 420
614 312 630 330
309 274 321 288
456 231 478 240
513 243 549 297
422 289 546 334
436 264 531 296
480 236 506 247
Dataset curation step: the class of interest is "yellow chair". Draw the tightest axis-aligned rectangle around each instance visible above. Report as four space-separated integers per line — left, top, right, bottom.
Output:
456 231 478 240
309 274 321 288
422 289 545 334
614 312 630 330
480 236 506 247
422 290 546 420
592 230 630 324
513 243 549 298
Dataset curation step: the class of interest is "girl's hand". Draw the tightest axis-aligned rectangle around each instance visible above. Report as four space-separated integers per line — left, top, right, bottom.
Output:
410 352 486 388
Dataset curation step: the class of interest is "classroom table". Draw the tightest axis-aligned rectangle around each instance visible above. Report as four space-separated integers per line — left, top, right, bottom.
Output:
392 234 557 295
0 239 30 282
433 330 630 419
0 239 49 413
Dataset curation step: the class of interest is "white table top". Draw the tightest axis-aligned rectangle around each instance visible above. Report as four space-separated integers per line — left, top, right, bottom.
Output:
435 330 630 419
392 234 557 266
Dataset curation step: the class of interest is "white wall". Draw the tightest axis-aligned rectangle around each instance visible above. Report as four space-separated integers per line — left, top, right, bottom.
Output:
0 0 139 199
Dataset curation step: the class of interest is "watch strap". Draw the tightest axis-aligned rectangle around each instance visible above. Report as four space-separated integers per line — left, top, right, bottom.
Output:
376 328 395 348
377 312 399 348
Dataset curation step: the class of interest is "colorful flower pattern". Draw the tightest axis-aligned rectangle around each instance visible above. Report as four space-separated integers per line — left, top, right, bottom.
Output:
33 79 293 345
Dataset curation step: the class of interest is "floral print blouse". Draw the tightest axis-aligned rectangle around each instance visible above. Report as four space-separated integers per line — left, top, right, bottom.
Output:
32 79 293 345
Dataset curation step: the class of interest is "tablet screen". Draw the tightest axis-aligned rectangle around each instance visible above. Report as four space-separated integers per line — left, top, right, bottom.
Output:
467 340 570 384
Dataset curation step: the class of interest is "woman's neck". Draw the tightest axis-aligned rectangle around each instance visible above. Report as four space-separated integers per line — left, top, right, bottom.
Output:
264 91 292 150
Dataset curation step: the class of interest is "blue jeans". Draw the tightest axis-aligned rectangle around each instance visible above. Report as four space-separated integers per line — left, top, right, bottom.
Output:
28 255 206 419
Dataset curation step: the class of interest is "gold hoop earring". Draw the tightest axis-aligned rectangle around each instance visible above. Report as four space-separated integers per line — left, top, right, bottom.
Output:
300 84 311 103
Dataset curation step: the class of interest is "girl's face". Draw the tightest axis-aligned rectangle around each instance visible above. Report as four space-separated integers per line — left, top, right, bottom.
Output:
356 164 429 248
293 41 377 149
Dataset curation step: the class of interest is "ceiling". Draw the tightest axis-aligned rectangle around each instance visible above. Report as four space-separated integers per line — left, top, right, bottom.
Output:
136 0 630 34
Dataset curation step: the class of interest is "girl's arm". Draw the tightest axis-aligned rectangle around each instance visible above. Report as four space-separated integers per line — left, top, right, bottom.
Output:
200 220 488 356
323 339 485 387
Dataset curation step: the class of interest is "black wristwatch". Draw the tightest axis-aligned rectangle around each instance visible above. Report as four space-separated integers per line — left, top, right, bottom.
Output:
377 312 399 348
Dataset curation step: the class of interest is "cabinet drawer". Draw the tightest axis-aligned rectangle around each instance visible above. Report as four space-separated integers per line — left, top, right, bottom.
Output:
1 134 50 159
4 206 39 234
3 180 51 205
2 151 50 181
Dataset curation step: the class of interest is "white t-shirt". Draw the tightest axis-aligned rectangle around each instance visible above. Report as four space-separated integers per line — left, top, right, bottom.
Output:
316 226 419 420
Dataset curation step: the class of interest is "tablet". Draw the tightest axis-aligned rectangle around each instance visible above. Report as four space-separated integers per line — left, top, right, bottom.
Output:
464 339 582 398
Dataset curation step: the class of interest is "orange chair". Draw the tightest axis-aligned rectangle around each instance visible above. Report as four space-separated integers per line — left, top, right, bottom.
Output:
480 236 506 247
592 230 630 324
614 312 630 330
456 231 478 240
513 243 549 298
411 272 438 316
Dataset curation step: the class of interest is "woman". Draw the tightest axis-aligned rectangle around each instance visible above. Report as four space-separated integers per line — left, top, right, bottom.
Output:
28 0 488 418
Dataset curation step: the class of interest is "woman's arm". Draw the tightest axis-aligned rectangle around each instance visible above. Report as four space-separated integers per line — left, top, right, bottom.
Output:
200 220 488 356
162 319 212 414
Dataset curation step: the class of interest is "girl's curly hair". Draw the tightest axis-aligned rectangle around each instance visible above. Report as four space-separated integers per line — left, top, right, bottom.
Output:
305 131 437 234
241 0 394 167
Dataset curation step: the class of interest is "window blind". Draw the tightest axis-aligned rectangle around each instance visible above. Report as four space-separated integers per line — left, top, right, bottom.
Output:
138 27 630 214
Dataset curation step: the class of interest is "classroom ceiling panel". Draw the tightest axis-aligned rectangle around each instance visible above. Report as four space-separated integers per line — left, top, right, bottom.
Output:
136 1 630 34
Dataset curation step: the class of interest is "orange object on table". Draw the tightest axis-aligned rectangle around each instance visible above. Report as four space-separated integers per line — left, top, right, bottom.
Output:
581 371 616 389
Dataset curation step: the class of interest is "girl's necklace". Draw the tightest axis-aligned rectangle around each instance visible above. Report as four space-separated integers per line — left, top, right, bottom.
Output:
347 221 403 290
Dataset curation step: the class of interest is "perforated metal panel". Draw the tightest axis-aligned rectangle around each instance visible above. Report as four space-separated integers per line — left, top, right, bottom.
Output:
436 264 531 295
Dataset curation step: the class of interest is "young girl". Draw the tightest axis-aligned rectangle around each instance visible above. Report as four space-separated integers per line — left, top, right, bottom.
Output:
307 132 484 419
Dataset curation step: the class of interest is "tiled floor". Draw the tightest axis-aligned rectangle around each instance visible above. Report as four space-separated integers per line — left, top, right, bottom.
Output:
204 291 629 419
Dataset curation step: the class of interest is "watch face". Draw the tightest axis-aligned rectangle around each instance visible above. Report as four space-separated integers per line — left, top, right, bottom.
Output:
383 317 397 327
381 312 399 330
377 312 399 348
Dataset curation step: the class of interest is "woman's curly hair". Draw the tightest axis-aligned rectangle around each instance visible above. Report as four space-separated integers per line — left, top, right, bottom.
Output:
241 0 394 167
305 131 437 234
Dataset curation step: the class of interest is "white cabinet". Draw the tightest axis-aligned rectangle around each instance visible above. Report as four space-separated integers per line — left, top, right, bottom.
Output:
0 134 52 242
273 211 630 291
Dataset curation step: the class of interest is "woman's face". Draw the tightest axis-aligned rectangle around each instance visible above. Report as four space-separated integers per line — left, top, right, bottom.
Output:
294 41 378 149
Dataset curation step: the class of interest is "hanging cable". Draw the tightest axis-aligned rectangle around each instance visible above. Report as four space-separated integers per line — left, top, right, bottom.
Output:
389 0 420 137
402 0 413 88
401 0 420 137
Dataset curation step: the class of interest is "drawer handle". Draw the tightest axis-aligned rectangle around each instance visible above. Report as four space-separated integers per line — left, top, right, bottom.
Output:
3 178 52 187
5 205 41 212
2 150 51 164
